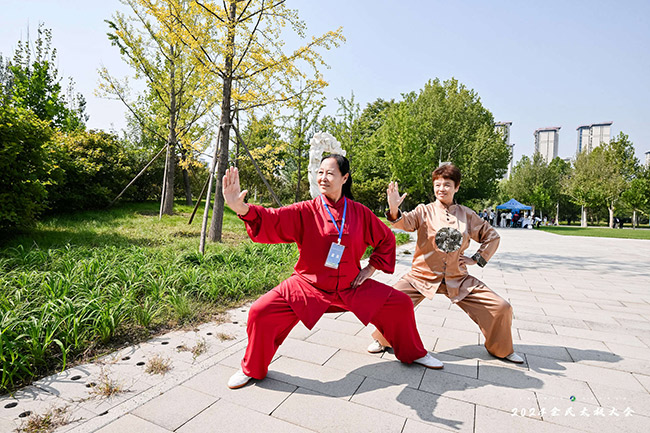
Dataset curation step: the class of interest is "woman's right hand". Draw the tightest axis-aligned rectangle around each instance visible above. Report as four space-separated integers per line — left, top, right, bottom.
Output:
222 167 250 215
387 181 407 220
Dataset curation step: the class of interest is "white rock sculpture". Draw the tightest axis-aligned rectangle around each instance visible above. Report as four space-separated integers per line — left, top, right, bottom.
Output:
308 132 346 198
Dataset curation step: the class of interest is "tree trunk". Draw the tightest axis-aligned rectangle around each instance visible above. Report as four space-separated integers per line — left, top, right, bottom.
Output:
234 109 240 168
161 46 178 216
182 167 192 205
555 201 559 225
199 127 222 254
295 150 302 202
208 1 237 242
608 206 614 228
581 205 587 227
180 148 193 206
295 119 303 203
161 140 176 215
633 210 637 229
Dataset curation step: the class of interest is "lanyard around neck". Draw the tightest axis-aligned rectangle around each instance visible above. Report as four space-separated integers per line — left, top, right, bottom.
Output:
320 195 347 244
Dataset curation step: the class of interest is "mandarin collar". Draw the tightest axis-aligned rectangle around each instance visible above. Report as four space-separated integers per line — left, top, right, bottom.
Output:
320 194 347 209
433 201 457 213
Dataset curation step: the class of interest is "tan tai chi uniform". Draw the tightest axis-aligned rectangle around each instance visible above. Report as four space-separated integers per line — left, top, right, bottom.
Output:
373 202 514 358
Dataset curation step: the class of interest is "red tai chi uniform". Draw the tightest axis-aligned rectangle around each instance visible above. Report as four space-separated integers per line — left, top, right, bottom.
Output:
238 195 428 379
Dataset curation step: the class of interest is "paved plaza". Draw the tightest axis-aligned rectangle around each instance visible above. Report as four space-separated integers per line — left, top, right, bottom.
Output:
2 228 650 432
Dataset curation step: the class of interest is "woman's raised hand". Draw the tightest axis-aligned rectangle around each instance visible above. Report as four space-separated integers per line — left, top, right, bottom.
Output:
386 181 407 219
222 167 249 215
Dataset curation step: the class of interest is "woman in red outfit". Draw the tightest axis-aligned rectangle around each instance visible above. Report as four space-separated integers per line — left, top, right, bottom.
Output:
223 154 443 389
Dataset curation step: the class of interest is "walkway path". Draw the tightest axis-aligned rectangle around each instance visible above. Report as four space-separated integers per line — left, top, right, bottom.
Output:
2 229 649 432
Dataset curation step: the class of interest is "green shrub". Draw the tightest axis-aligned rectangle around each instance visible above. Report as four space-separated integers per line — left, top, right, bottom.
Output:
0 104 53 230
45 130 135 211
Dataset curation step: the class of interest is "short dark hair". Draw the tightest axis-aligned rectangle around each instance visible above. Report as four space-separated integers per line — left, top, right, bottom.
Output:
432 162 461 187
321 154 354 200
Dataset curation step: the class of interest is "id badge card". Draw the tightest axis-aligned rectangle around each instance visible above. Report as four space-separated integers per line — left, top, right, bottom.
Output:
325 242 345 269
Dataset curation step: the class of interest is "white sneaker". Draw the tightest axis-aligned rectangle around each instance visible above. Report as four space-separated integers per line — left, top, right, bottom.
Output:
367 339 387 353
413 353 444 369
227 368 252 389
504 352 524 364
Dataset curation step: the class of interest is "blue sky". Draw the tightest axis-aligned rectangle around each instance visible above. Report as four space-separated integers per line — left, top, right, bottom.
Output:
2 0 649 164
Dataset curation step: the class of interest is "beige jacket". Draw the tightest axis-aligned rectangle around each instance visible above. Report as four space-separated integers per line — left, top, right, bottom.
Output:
388 203 500 302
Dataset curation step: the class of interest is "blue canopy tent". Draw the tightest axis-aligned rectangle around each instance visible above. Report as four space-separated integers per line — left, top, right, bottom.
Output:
496 198 532 211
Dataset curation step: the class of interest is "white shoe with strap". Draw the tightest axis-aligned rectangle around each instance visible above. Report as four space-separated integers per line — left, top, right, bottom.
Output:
228 368 252 389
367 339 387 353
413 353 444 369
504 352 524 364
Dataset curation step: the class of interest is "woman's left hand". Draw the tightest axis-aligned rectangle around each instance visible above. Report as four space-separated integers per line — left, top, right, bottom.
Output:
460 255 477 266
351 264 376 288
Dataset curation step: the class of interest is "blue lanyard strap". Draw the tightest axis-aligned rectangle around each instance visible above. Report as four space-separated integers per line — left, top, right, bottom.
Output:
320 195 347 244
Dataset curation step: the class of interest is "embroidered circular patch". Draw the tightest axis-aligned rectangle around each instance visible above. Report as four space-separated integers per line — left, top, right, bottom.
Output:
435 227 462 253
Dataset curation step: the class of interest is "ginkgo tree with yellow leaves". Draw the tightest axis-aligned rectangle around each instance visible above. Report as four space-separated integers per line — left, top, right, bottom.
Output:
98 0 219 216
141 0 344 243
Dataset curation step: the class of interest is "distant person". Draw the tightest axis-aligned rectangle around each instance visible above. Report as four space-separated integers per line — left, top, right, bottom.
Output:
506 211 512 227
512 212 520 228
366 163 523 364
222 154 442 389
500 212 507 228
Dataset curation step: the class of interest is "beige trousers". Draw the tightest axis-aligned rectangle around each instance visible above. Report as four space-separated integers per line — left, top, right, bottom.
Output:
372 278 514 358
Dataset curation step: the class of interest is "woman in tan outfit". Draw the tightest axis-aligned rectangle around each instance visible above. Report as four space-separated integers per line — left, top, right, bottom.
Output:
368 163 523 363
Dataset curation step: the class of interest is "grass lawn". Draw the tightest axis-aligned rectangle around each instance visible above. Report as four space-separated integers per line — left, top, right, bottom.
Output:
0 201 299 394
0 200 409 394
538 225 650 240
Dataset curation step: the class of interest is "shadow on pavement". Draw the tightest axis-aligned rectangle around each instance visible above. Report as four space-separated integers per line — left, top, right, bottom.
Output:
268 344 622 431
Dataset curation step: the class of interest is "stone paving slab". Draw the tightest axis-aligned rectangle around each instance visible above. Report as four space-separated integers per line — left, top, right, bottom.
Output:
418 368 540 417
265 357 365 398
305 328 378 355
273 387 407 432
350 377 475 433
183 364 296 414
94 414 171 433
323 350 426 389
2 228 650 432
176 399 312 433
130 385 217 431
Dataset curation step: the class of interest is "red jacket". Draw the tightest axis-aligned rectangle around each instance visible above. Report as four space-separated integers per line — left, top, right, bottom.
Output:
240 195 396 328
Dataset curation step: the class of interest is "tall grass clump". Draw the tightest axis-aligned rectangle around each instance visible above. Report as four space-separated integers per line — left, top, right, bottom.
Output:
0 202 298 394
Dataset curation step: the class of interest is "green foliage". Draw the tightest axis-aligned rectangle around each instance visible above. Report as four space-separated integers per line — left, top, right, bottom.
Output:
348 98 394 212
318 96 394 212
501 154 570 217
622 167 650 218
599 133 639 215
44 130 135 211
281 86 325 202
6 24 87 132
538 226 650 240
565 132 640 226
236 114 289 203
0 104 53 230
563 150 600 209
376 78 509 206
0 55 13 103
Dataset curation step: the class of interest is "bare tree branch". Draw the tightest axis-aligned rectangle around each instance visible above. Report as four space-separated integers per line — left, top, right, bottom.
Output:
195 1 226 24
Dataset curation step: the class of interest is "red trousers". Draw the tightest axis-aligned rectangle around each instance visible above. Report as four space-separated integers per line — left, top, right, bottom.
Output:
241 286 428 379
